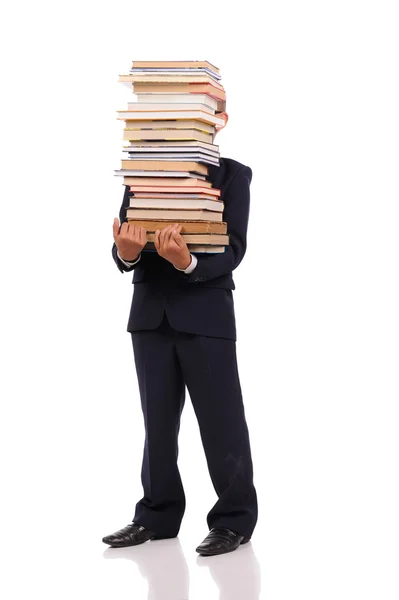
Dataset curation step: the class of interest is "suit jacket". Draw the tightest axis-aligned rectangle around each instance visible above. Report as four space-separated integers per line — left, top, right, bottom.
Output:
112 157 252 341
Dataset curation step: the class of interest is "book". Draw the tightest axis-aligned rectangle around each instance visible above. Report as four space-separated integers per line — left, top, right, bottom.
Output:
115 169 206 178
126 185 220 196
125 149 219 158
123 129 213 143
123 119 215 134
133 94 218 111
124 148 220 158
121 160 208 175
132 82 226 101
144 242 225 253
129 196 224 211
126 153 219 166
130 68 221 82
126 211 225 224
118 110 223 127
118 102 215 113
131 60 220 73
116 60 228 254
123 140 219 151
124 177 212 187
144 232 229 245
131 191 221 198
119 74 224 89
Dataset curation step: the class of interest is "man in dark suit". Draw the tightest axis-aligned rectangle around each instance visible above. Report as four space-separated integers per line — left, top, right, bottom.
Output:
103 113 258 556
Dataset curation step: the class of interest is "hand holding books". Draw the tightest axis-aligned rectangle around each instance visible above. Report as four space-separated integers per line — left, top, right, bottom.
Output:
113 218 147 262
154 224 192 270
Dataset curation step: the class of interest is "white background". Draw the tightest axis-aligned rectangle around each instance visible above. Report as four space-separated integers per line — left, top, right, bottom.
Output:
1 1 398 598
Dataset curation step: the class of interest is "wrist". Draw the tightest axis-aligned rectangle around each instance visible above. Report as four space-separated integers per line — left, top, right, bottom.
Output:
119 252 140 262
174 255 192 271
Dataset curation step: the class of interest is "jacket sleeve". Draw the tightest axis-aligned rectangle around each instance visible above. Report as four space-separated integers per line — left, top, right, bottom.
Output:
112 185 149 274
179 165 252 283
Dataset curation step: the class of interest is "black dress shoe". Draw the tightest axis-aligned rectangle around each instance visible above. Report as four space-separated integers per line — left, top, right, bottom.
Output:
102 522 156 547
195 527 250 556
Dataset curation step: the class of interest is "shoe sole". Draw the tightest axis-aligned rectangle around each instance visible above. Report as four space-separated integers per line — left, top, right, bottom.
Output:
103 533 178 547
102 535 155 547
196 537 251 556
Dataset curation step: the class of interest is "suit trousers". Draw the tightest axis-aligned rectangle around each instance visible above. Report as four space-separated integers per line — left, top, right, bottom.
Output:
130 311 258 539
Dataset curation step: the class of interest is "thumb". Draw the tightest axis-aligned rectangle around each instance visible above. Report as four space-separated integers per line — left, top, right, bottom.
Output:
113 217 120 239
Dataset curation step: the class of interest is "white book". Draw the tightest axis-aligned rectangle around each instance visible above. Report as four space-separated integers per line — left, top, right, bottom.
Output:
129 198 224 211
123 140 219 151
114 170 206 179
129 67 221 79
132 94 218 111
123 145 219 156
119 103 215 112
125 151 219 158
126 153 219 165
127 208 223 221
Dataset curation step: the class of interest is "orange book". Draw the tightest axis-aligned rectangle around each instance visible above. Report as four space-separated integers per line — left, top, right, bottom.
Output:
123 177 211 187
126 218 227 233
121 160 208 175
126 185 221 196
133 82 226 101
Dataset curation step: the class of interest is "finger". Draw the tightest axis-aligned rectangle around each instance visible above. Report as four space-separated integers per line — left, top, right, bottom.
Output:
173 224 183 239
140 227 147 246
164 224 176 248
169 226 182 248
132 223 141 243
171 223 182 237
162 226 171 249
166 224 177 248
159 224 170 242
171 228 184 248
172 223 184 239
154 229 160 252
159 225 172 253
120 221 128 236
127 222 135 239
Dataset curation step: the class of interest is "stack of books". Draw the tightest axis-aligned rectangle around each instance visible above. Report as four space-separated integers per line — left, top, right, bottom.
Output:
114 60 228 253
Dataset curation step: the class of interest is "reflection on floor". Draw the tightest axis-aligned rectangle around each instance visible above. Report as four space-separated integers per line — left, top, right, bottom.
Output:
103 537 261 599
